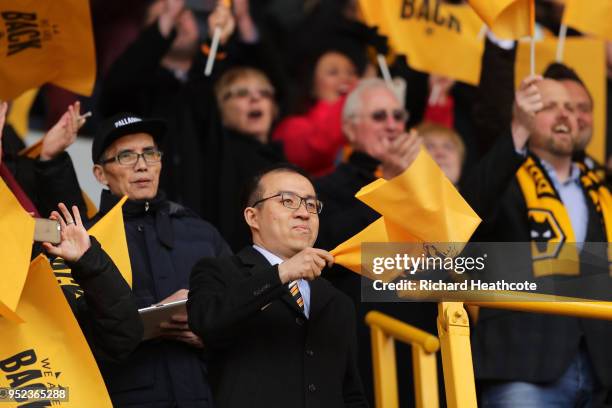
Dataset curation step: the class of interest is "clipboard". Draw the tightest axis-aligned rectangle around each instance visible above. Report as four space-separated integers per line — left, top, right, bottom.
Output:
139 299 187 340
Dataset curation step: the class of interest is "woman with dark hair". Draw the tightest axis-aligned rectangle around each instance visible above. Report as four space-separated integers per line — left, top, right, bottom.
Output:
272 47 360 177
266 0 389 177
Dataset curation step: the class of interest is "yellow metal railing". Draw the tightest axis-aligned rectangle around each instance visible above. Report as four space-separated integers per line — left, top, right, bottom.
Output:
365 311 440 408
437 294 612 408
366 293 612 408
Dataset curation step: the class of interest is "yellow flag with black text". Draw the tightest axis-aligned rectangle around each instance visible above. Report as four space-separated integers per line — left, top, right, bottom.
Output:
0 256 112 407
358 0 485 85
562 0 612 41
88 196 132 287
0 0 96 100
0 177 35 322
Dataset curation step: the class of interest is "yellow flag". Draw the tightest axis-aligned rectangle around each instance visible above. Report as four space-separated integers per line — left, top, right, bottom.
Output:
357 150 482 242
0 1 96 101
331 149 482 276
358 0 485 85
82 191 98 219
562 0 612 41
0 256 112 407
468 0 535 39
331 218 390 276
88 196 132 287
515 37 607 163
0 177 35 322
6 88 38 137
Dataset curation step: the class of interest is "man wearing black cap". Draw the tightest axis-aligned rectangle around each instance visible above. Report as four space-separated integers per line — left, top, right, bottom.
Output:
90 112 231 408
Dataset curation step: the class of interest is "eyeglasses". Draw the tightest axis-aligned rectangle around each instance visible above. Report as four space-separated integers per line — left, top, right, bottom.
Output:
251 191 323 214
100 148 163 166
222 87 275 101
368 108 409 123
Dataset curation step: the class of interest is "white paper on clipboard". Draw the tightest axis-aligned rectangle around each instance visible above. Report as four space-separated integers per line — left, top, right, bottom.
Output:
139 299 188 340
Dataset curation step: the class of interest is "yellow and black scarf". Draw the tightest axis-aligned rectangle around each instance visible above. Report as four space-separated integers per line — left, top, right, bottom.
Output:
516 155 612 277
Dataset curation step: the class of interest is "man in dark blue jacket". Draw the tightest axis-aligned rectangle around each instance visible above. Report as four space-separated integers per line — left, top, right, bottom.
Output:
90 112 231 407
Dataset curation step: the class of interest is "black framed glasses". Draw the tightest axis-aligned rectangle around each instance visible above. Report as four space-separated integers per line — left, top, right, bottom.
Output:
368 108 409 123
251 191 323 214
222 87 275 101
100 148 163 166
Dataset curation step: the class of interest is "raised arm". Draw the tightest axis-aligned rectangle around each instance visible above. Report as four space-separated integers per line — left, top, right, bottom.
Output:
44 203 143 364
461 75 542 223
98 0 185 115
33 102 87 217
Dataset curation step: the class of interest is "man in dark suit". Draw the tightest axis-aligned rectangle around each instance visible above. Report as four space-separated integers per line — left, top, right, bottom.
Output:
187 164 368 408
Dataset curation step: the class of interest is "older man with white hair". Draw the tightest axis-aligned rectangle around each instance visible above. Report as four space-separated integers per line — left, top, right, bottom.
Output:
315 78 431 406
316 77 421 255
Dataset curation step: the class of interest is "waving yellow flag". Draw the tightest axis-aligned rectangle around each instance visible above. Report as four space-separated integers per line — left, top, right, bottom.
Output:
468 0 534 39
0 256 112 407
88 196 132 287
6 88 38 137
357 151 482 242
562 0 612 41
331 148 481 277
0 177 35 322
0 0 96 100
358 0 485 85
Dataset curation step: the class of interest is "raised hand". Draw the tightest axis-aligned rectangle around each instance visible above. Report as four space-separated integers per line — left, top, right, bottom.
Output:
278 247 334 283
428 75 455 106
40 102 87 161
208 1 236 46
158 0 185 37
43 203 91 262
232 0 250 20
512 75 543 151
232 0 258 43
380 129 422 180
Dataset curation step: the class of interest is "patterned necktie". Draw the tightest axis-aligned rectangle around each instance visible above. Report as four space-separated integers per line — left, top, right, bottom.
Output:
289 281 304 312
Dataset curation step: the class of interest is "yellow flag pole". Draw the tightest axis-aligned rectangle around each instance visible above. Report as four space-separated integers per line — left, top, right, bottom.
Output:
204 0 232 77
556 23 568 62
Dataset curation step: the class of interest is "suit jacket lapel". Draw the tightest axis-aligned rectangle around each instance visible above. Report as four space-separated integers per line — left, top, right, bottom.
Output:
308 278 335 321
236 247 304 315
236 246 268 274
